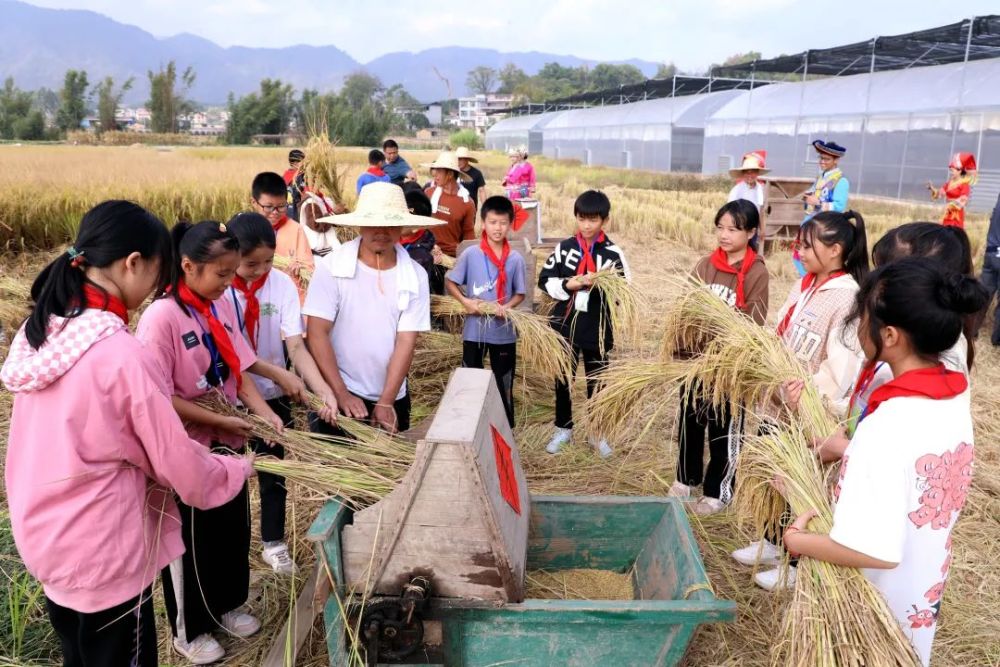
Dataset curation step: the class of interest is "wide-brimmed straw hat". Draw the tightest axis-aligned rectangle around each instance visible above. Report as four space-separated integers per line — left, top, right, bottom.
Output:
728 151 769 178
317 182 445 227
812 140 846 158
454 146 478 163
424 151 472 182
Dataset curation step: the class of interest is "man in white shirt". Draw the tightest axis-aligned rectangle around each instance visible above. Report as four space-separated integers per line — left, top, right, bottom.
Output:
727 151 769 210
303 182 444 433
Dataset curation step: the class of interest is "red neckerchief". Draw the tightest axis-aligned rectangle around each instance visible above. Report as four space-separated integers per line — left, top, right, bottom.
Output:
480 233 511 304
272 215 289 232
82 284 128 325
282 168 297 186
575 231 606 276
708 246 757 310
367 166 386 177
176 280 243 391
400 230 425 246
865 364 967 418
232 272 268 351
776 270 845 337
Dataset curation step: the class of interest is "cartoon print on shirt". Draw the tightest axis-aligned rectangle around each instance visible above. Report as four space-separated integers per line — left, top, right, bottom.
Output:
908 442 974 530
260 302 279 318
908 605 936 629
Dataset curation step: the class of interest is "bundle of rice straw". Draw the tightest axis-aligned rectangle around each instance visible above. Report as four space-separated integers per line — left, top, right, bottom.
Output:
410 330 463 378
302 135 351 211
430 295 573 381
437 254 456 269
584 357 687 441
587 268 644 354
271 254 314 289
739 425 921 666
196 393 413 507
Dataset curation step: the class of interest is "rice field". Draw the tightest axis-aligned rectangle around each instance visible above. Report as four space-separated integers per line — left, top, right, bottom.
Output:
0 143 997 666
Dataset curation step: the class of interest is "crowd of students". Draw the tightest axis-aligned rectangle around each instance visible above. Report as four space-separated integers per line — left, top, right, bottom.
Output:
0 137 992 666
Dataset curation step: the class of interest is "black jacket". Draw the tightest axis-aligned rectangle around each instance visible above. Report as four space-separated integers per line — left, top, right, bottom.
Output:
537 235 630 351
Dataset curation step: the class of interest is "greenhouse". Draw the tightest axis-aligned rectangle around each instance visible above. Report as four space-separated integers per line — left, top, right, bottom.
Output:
533 90 743 173
484 111 562 157
704 56 1000 210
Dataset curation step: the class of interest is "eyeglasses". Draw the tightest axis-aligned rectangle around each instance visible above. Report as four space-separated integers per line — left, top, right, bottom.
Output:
255 201 285 214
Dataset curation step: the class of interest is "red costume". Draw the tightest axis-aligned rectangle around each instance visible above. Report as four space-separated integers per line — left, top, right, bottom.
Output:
933 153 977 229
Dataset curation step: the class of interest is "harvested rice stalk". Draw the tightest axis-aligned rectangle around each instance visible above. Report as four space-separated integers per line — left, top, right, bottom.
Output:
739 425 921 666
272 254 314 289
430 295 574 381
588 268 645 353
584 357 688 441
195 393 414 507
410 330 463 378
0 275 31 329
437 254 456 269
302 135 351 211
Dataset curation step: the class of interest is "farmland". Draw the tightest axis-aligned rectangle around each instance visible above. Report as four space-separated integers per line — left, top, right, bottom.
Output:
0 144 997 665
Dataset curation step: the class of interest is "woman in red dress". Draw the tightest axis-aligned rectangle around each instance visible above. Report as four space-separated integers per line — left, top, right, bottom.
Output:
927 153 977 229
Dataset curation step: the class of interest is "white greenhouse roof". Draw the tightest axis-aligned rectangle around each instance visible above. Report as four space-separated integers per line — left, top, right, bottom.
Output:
541 90 743 131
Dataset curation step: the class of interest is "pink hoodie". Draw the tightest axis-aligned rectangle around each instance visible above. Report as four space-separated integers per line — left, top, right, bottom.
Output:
2 309 251 613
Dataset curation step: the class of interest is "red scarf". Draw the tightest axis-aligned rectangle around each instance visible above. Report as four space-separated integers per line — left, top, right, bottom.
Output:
708 246 757 310
232 272 269 350
865 364 967 418
367 165 386 177
480 233 511 304
575 231 606 276
776 270 845 337
176 280 244 391
82 284 128 325
272 215 289 232
400 230 425 246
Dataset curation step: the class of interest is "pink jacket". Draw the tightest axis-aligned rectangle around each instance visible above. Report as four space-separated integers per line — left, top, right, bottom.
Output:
504 161 536 198
2 310 251 613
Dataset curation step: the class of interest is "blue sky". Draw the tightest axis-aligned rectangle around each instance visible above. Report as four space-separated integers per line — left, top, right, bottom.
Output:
22 0 1000 70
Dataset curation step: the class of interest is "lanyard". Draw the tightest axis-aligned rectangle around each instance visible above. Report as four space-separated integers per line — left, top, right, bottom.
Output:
185 302 222 372
481 252 498 297
228 286 259 351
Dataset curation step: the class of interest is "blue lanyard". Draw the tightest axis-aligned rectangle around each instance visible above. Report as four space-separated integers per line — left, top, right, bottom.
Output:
229 286 258 350
481 251 504 301
184 302 222 372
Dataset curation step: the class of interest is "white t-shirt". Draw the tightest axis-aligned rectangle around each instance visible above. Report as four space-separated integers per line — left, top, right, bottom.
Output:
222 270 303 400
727 180 765 210
830 389 974 666
302 254 430 401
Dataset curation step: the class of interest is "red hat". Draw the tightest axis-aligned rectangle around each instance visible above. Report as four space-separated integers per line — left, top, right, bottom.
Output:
949 152 977 172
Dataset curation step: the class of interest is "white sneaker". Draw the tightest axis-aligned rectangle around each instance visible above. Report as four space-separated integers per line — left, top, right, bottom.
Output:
546 427 572 454
667 481 692 498
262 542 297 575
173 634 225 664
754 565 797 592
588 435 613 459
731 540 782 566
693 496 726 516
220 610 261 638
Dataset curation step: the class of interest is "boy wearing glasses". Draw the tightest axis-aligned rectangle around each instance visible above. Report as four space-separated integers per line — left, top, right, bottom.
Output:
251 171 314 297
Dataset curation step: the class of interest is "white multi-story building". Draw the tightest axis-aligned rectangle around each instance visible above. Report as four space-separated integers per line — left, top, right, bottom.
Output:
457 94 513 132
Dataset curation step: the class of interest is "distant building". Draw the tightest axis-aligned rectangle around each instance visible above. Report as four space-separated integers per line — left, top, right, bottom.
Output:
416 128 446 140
458 94 513 133
426 103 443 126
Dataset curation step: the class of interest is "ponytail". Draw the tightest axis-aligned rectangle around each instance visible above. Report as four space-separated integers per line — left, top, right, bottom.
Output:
800 209 869 283
25 200 170 349
165 220 240 307
850 259 988 363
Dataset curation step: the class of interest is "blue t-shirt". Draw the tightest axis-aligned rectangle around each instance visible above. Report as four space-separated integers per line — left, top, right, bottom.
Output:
382 157 412 185
447 245 527 344
356 171 392 193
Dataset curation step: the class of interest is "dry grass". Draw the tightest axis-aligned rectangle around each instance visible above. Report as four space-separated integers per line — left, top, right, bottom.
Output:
0 146 997 666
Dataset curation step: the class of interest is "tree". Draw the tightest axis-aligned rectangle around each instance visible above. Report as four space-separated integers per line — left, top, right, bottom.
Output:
0 78 46 140
93 76 134 134
656 62 678 79
224 78 297 144
466 66 497 95
587 63 644 91
497 64 529 94
340 71 383 111
56 69 89 132
147 61 196 133
535 62 587 99
33 87 60 118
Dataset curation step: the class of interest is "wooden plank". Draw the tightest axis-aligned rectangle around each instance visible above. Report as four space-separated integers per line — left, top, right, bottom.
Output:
423 369 494 444
261 565 320 667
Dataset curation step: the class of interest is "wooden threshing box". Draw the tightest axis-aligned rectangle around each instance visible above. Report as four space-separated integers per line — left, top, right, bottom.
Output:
759 176 813 253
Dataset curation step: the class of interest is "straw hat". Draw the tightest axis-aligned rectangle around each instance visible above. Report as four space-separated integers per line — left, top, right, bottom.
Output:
728 151 769 178
455 146 478 163
425 151 472 182
317 182 444 227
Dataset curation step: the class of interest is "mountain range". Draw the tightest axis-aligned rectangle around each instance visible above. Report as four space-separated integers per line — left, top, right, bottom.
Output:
1 0 660 104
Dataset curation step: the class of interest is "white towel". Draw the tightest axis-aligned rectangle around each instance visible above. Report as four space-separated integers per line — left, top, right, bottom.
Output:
429 184 470 214
326 237 420 311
